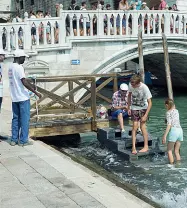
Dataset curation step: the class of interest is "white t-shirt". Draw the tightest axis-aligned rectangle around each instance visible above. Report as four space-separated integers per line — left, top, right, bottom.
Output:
0 64 3 97
8 63 30 102
128 82 152 110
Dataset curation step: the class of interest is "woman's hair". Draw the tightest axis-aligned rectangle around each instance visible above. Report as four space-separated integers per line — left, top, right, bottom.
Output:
130 74 142 84
165 98 175 110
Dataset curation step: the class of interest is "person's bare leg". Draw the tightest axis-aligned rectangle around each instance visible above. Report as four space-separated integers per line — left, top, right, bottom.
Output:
167 142 175 164
174 141 181 162
118 113 124 130
132 121 139 154
139 121 149 152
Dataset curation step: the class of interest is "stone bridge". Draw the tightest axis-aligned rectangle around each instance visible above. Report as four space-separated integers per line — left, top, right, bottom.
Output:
1 8 187 87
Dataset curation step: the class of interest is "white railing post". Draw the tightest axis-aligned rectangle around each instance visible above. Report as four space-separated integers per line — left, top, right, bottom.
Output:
0 29 2 49
7 27 11 52
59 4 66 44
24 12 31 50
164 11 170 35
132 12 138 36
97 5 104 37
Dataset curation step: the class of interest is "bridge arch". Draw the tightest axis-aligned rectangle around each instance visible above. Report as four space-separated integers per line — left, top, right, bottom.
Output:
93 40 187 75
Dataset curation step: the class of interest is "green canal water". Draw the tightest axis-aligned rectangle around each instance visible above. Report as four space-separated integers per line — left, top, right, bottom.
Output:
49 87 187 208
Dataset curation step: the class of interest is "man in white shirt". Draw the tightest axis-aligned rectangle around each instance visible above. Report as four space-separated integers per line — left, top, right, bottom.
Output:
0 49 6 113
8 50 42 146
127 74 152 154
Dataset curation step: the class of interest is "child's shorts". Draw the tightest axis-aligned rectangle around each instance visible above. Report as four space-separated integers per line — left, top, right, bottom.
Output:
168 127 183 142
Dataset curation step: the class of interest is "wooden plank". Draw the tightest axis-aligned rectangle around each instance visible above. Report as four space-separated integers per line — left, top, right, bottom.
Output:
28 76 93 82
29 71 134 80
29 123 92 137
30 113 92 122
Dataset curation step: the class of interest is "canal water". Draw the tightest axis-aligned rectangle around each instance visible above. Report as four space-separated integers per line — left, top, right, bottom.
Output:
46 87 187 208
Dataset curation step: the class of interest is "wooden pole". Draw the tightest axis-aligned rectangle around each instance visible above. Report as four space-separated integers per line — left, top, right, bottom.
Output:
113 73 118 93
68 81 75 114
138 30 145 83
162 33 173 100
91 77 97 131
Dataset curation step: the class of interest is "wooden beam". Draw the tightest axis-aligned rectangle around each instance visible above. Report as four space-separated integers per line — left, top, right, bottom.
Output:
30 81 67 109
29 123 92 137
162 33 173 100
138 30 145 83
91 77 97 131
78 77 113 105
30 113 92 123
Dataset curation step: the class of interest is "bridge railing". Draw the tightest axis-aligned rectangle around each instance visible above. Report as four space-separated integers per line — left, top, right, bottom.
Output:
0 10 186 52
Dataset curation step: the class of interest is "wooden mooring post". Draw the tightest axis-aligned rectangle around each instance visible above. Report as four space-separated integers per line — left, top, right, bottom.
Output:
162 33 173 100
138 30 145 83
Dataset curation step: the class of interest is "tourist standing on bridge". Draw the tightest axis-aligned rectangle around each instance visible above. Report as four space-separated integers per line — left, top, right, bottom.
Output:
8 50 42 146
111 83 129 138
127 75 152 154
162 99 183 164
0 49 6 113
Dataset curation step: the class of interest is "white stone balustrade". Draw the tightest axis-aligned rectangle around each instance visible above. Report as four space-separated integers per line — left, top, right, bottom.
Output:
0 10 186 52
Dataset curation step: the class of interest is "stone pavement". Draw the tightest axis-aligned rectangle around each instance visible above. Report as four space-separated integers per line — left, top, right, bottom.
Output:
0 87 154 208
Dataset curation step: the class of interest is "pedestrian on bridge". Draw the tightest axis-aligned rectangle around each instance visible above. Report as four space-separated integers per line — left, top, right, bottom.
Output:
8 50 42 146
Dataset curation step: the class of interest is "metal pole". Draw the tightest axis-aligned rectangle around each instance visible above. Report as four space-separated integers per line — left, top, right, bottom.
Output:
138 30 145 83
162 33 173 100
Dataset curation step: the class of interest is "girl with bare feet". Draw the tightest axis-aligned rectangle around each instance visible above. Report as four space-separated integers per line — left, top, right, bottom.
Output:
162 99 183 164
127 75 152 154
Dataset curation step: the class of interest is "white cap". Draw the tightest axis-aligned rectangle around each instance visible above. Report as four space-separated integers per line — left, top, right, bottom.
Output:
13 49 29 58
142 2 146 5
120 83 128 91
0 49 6 55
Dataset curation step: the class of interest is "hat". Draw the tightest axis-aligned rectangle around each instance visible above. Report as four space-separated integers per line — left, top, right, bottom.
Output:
13 50 29 58
142 2 147 5
120 83 128 91
0 49 6 55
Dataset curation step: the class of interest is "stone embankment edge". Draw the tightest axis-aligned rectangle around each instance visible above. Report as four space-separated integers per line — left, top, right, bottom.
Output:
45 142 162 208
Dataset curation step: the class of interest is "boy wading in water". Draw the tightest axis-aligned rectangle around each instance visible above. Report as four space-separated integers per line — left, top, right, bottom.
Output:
127 75 152 154
162 99 183 164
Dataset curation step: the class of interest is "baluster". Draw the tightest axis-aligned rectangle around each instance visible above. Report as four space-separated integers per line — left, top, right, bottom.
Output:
142 15 145 35
90 15 93 36
0 29 2 49
132 12 138 36
51 26 55 44
7 28 11 52
178 15 181 34
83 14 87 36
15 28 19 49
126 13 129 36
43 24 47 45
184 16 187 35
152 15 155 35
147 14 150 35
36 24 40 46
119 14 122 35
113 15 117 36
77 14 80 37
158 14 161 34
173 14 176 35
70 16 73 37
107 15 110 36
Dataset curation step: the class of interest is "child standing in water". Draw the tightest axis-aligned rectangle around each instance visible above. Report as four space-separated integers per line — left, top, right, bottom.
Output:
162 99 183 164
